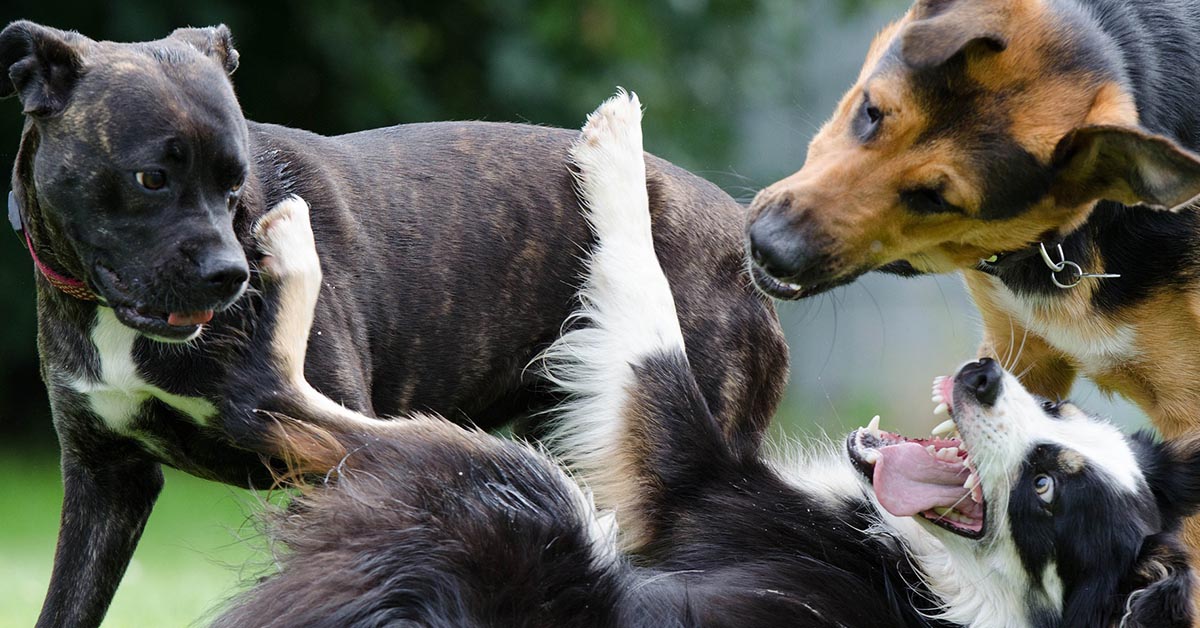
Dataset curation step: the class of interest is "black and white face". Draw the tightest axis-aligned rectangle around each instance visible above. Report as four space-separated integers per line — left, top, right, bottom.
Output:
848 358 1200 626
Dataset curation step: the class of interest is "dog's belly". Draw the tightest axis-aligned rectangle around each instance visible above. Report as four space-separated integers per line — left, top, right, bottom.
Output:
988 279 1139 374
69 308 217 437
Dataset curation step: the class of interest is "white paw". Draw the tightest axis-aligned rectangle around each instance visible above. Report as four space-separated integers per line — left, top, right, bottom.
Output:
254 195 321 285
570 89 651 244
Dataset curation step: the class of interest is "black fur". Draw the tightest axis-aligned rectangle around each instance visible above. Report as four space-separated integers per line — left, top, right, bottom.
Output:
981 0 1200 305
1 22 790 628
215 350 956 628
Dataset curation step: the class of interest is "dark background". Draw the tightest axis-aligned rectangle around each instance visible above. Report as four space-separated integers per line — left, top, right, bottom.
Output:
0 0 1143 453
0 0 893 448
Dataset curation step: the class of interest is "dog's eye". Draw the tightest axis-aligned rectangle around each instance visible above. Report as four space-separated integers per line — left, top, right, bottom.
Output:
901 187 956 215
1034 474 1055 504
1040 400 1063 416
135 170 167 191
856 96 884 140
865 103 883 126
230 177 244 194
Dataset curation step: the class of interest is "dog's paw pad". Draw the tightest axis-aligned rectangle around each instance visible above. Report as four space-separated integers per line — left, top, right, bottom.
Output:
579 89 642 150
254 195 320 282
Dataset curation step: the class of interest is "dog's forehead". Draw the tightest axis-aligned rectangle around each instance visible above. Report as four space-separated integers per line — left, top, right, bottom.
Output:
1023 405 1143 491
60 42 245 157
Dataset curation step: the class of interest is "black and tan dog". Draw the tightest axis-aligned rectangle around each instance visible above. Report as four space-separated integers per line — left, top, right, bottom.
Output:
0 22 787 627
745 0 1200 563
215 94 1200 628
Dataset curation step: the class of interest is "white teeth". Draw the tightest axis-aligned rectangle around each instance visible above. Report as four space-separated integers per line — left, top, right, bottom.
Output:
931 394 944 404
925 445 937 455
934 403 949 416
863 450 881 464
936 447 959 462
971 483 984 504
933 507 952 517
964 473 978 490
931 419 955 437
867 415 881 435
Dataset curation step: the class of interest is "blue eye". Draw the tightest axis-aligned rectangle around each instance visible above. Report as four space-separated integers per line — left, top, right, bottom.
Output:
1034 474 1055 504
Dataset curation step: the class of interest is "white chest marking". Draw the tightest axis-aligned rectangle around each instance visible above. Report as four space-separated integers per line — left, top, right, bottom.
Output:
72 308 217 432
988 279 1138 373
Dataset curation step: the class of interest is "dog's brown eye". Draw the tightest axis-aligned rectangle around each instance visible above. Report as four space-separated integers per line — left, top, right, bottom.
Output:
135 170 167 191
230 178 243 194
1034 474 1055 504
866 104 883 125
901 187 956 215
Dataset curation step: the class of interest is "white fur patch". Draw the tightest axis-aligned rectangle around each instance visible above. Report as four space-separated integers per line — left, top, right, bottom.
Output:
71 307 217 432
984 275 1139 373
540 91 684 543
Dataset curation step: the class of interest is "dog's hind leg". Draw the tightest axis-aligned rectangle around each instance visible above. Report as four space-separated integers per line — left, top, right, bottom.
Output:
541 91 744 552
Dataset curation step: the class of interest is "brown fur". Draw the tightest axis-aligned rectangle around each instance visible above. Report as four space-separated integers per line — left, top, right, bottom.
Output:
749 0 1200 614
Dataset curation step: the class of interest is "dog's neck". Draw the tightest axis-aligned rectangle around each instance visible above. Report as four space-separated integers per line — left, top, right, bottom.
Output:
12 122 94 296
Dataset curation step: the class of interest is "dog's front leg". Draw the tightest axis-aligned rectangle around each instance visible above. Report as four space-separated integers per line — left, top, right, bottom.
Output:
36 424 162 628
220 196 383 452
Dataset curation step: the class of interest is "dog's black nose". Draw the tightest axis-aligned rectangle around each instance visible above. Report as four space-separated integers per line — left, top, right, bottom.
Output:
748 207 811 281
201 257 250 298
959 358 1003 407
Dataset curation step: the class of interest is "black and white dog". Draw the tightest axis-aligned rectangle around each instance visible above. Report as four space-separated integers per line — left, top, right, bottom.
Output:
214 93 1200 628
0 22 786 626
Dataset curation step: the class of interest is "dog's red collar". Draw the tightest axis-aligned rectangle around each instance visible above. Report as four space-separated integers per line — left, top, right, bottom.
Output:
9 191 100 302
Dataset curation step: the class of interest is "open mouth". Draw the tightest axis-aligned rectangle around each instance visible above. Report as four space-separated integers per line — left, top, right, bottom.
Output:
748 262 857 301
112 305 216 341
846 376 986 539
93 264 226 342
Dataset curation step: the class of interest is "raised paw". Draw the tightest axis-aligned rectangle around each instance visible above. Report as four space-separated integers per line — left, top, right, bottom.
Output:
254 195 322 286
570 89 652 243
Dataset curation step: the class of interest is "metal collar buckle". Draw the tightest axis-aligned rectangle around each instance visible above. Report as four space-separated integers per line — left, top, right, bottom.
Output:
1038 242 1120 289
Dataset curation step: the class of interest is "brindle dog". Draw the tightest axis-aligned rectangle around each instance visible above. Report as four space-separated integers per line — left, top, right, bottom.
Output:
0 22 787 627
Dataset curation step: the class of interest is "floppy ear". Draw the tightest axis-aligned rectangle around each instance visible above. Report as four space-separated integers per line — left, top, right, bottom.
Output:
0 20 86 117
1140 433 1200 523
1051 125 1200 211
1120 534 1195 628
169 25 239 75
900 0 1008 69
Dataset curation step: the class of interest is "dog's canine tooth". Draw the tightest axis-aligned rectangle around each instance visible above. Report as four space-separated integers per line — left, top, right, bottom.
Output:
934 403 949 416
932 419 955 437
867 415 881 435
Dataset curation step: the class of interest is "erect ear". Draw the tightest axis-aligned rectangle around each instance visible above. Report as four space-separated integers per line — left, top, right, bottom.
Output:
1051 125 1200 211
1141 433 1200 523
900 0 1009 70
0 21 87 117
169 25 239 75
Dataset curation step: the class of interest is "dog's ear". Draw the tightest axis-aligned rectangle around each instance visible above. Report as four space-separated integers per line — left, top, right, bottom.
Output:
900 0 1008 69
1119 534 1195 628
1139 432 1200 524
169 25 239 75
1050 125 1200 211
0 21 87 117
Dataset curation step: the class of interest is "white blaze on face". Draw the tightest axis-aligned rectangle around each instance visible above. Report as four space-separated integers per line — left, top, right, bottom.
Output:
954 371 1144 503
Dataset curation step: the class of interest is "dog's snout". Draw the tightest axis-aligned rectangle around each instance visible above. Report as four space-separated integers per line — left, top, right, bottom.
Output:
200 255 250 299
960 358 1003 407
748 205 812 281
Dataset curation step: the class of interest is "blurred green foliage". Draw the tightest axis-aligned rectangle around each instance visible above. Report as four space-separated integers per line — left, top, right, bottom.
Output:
0 0 895 447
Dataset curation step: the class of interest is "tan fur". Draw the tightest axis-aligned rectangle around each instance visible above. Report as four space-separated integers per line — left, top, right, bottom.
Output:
757 0 1200 611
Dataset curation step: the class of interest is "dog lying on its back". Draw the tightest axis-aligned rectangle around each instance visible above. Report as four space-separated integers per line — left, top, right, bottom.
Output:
0 22 787 627
216 94 1200 628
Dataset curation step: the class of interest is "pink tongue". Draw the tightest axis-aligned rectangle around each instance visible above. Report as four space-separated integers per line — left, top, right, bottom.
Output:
167 310 214 327
873 442 972 517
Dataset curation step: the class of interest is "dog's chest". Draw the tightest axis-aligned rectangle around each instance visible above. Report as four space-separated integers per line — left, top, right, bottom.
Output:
70 308 217 433
988 280 1138 372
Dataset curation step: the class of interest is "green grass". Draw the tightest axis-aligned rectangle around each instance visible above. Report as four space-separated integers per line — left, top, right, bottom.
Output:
0 452 269 628
0 404 870 628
